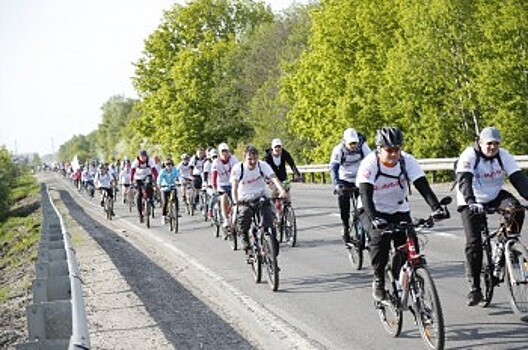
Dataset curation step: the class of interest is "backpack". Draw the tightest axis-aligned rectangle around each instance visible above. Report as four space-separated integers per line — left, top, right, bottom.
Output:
238 161 265 181
374 150 412 195
451 149 504 190
340 132 367 165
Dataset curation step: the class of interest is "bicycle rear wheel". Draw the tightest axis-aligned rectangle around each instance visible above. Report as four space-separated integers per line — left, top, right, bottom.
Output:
263 230 279 291
481 242 495 307
377 268 402 337
284 205 297 247
108 196 113 220
412 267 445 350
145 201 151 228
228 227 238 251
347 221 365 270
505 241 528 321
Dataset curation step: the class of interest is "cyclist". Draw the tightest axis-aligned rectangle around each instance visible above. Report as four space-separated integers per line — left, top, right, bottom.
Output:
190 147 207 208
204 148 218 218
212 143 238 229
455 126 528 306
131 150 158 223
94 164 115 215
119 160 132 204
231 145 286 253
157 158 181 225
330 128 371 244
177 154 192 204
263 138 302 201
356 127 448 301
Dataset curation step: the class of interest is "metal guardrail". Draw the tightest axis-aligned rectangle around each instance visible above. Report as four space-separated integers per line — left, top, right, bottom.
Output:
291 155 528 183
16 184 90 350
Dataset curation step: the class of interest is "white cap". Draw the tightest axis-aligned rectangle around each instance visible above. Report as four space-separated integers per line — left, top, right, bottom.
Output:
271 138 282 148
343 128 359 143
218 142 229 152
479 127 502 143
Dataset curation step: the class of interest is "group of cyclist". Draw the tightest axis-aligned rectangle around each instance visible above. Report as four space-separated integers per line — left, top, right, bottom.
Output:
64 124 528 308
330 125 528 306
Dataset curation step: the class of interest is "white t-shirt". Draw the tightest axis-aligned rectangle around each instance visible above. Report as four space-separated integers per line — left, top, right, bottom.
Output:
95 172 113 189
131 157 157 181
273 155 281 167
213 156 238 187
231 160 275 201
330 143 371 183
177 162 192 179
120 169 131 185
203 159 213 183
190 156 206 176
456 147 519 205
356 151 424 214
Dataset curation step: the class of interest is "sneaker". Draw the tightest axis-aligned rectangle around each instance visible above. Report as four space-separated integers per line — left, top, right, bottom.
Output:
342 226 351 244
372 279 386 301
467 289 483 306
100 201 104 207
242 239 251 254
139 216 144 223
222 220 230 229
161 215 165 225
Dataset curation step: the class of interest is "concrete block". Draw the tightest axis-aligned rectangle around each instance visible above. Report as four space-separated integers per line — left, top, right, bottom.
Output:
15 339 69 350
26 301 72 341
35 261 69 279
32 277 71 303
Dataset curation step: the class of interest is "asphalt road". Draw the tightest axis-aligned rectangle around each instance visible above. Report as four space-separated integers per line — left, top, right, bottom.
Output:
52 176 528 350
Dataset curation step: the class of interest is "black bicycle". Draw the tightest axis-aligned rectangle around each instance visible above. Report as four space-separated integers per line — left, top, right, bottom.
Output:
101 188 113 220
375 197 451 350
245 197 280 292
165 187 179 233
477 205 528 321
275 181 297 247
341 187 369 270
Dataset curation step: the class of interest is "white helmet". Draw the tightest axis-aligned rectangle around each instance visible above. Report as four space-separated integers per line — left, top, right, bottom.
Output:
218 142 229 152
208 149 218 157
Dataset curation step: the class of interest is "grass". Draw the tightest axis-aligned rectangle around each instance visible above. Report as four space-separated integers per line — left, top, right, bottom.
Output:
0 171 41 305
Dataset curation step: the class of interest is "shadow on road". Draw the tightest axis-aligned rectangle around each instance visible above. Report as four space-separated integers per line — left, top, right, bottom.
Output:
445 321 528 350
281 271 371 294
58 189 252 349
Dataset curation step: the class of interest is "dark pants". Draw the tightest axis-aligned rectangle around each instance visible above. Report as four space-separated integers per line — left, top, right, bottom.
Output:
161 189 177 216
460 190 524 290
136 179 153 218
337 182 358 229
236 199 276 244
361 211 414 281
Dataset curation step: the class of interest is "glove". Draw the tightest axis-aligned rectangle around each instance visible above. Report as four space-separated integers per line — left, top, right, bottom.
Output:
333 184 344 195
468 203 484 214
431 207 449 221
371 217 389 230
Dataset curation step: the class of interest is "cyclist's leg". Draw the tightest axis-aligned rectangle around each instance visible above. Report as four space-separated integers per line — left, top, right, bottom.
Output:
460 206 485 301
136 181 144 219
362 211 391 299
338 183 353 242
262 199 279 254
236 204 252 251
193 175 202 205
161 190 170 217
182 178 188 202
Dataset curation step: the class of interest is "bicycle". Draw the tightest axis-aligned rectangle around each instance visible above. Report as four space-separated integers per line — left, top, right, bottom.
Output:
477 205 528 321
274 180 298 247
245 197 280 291
163 186 179 233
375 196 451 350
199 188 209 222
341 186 370 270
138 177 154 228
101 188 113 220
127 186 136 213
182 178 195 216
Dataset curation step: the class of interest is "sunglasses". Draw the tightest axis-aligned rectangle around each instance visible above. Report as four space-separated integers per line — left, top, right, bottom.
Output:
347 142 358 147
166 163 174 166
383 146 401 154
485 141 500 146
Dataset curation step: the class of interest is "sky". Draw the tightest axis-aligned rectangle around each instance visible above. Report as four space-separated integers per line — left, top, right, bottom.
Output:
0 0 307 156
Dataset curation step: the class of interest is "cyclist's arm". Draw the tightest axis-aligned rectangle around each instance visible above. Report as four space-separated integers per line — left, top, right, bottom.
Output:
509 171 528 200
131 167 136 183
457 172 476 204
358 183 377 221
212 170 218 190
413 176 441 211
329 163 340 186
269 175 285 196
284 151 301 178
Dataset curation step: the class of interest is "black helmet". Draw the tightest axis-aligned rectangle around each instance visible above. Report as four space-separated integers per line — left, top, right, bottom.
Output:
375 127 404 147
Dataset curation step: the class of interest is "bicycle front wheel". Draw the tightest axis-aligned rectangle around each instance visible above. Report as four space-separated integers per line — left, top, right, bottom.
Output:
481 242 495 307
348 221 365 270
145 202 151 228
505 241 528 321
108 197 113 221
284 205 297 247
412 267 445 350
377 267 402 337
263 230 279 291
